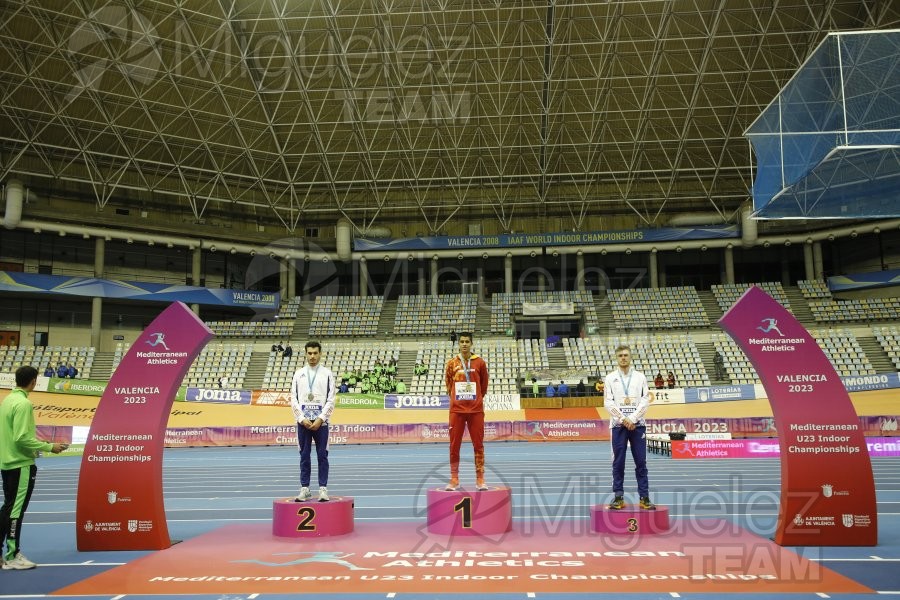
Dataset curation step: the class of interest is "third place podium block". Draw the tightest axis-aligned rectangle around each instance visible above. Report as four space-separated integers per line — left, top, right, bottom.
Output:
426 487 512 536
590 503 670 535
272 497 355 538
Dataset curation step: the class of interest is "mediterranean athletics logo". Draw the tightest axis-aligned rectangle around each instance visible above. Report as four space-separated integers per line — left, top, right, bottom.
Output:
747 317 806 352
232 552 372 570
137 332 188 365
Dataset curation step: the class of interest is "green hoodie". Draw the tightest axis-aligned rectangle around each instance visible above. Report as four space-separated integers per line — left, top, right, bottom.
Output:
0 387 52 470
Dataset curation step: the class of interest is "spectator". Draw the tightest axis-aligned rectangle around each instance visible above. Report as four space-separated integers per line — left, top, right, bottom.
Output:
395 379 407 393
546 383 556 397
67 364 78 379
283 344 293 358
558 381 569 397
576 380 586 396
56 363 67 378
594 379 605 395
654 372 665 389
338 380 349 394
42 366 53 378
713 351 725 379
667 371 676 389
450 330 457 346
531 377 539 398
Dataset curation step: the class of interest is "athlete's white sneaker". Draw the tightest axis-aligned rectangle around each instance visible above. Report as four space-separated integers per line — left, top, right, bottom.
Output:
295 486 312 501
318 486 329 502
2 553 36 570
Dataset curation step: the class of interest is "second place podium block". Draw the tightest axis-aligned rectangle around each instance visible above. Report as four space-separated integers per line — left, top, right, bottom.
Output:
426 487 512 536
272 497 355 538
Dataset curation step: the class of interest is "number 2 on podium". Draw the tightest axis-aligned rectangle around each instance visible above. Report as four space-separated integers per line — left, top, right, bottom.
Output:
454 497 473 528
296 506 316 531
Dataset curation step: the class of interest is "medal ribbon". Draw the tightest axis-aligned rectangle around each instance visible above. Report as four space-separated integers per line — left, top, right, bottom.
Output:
307 365 319 399
459 355 471 382
619 369 633 401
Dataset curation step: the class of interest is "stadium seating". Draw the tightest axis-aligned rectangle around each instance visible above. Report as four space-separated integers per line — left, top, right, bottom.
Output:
394 294 478 336
799 279 900 322
810 328 876 377
0 345 94 379
410 338 549 396
564 334 710 387
112 342 252 389
206 320 293 339
607 286 709 329
278 297 304 319
713 327 877 383
711 282 791 312
262 341 401 392
873 325 900 370
490 291 599 333
711 333 758 384
308 296 384 337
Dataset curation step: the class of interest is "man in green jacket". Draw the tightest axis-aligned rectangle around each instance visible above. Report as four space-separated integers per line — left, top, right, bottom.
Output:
0 366 68 570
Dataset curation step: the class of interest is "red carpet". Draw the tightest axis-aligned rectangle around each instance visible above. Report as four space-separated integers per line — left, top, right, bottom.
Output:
54 519 870 595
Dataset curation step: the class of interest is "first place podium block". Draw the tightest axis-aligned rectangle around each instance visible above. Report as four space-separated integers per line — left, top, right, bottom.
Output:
272 497 354 538
590 504 670 535
427 487 512 536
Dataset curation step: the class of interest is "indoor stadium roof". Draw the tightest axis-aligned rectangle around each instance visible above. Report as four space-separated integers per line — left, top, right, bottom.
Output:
0 1 897 238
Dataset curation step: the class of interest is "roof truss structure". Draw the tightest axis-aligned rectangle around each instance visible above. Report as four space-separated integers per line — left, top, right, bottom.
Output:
0 0 896 236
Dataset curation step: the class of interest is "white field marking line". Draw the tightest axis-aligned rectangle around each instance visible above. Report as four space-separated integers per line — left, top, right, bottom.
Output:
111 595 126 600
813 558 900 562
527 594 536 598
387 594 396 598
670 593 682 598
39 560 125 566
816 594 830 598
248 594 259 599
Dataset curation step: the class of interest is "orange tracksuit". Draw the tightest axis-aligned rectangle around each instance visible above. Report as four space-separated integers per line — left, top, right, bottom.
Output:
444 353 489 481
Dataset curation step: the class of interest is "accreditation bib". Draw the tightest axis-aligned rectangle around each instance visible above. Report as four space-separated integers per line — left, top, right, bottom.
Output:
454 380 477 401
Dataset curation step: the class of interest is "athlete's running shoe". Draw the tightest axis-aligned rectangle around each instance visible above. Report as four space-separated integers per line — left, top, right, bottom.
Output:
294 486 312 501
639 497 657 510
608 496 626 510
318 486 329 502
445 478 459 491
2 553 36 570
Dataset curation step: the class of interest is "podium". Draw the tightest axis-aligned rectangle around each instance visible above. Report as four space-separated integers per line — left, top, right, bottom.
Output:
426 487 512 536
590 504 670 535
272 497 354 538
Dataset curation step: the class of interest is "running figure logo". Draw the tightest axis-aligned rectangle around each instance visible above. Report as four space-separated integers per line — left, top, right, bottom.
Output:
233 551 372 570
756 318 784 337
146 332 170 350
